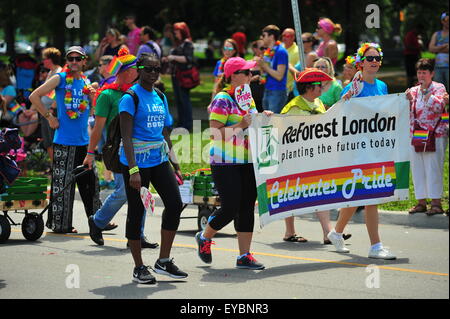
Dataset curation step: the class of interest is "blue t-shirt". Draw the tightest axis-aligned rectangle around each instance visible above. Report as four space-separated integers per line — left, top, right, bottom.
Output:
341 79 388 98
213 60 222 77
118 84 174 168
1 85 17 112
265 44 289 91
54 72 91 146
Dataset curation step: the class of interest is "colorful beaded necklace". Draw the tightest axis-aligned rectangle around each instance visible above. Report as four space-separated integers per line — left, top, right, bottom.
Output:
260 41 282 85
64 72 90 119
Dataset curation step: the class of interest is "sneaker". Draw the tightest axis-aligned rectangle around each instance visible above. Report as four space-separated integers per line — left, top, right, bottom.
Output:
195 231 214 264
368 247 396 260
88 216 104 246
327 230 350 253
154 258 188 279
133 265 156 284
126 236 159 249
236 253 265 270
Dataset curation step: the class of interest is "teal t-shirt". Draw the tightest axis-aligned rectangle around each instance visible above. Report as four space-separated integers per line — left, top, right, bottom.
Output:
118 84 173 168
54 72 91 146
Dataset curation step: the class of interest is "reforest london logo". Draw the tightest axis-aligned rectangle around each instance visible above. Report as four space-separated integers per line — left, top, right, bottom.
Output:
257 125 279 174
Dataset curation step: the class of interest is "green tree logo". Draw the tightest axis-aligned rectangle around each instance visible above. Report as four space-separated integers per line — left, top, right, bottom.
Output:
257 125 279 174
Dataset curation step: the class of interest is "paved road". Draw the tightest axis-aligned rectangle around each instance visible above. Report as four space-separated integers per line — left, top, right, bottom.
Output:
0 191 448 300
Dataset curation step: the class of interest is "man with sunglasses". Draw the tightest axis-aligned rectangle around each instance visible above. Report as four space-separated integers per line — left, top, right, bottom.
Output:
255 25 289 114
29 46 101 234
281 28 300 101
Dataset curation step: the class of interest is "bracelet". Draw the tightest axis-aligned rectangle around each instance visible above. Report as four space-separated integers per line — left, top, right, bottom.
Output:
86 150 95 157
129 166 139 175
44 111 52 118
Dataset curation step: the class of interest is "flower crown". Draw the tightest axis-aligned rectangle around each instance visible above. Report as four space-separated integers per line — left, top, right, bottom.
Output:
354 42 383 69
345 55 356 66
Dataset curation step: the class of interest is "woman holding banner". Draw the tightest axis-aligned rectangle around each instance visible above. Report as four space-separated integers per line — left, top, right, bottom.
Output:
195 57 272 270
280 68 351 245
327 43 397 260
406 58 448 216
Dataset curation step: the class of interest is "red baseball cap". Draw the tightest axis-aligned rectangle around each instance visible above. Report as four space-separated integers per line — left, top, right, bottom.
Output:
295 68 333 83
224 57 257 78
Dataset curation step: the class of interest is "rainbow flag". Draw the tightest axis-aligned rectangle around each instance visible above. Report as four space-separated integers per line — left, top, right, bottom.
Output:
260 162 397 216
9 103 23 114
442 113 449 123
413 130 429 140
46 90 56 100
106 56 123 76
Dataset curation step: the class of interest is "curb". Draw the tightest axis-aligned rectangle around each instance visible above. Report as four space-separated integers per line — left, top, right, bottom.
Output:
296 208 449 230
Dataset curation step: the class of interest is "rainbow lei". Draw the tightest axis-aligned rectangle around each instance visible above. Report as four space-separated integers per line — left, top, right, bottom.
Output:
218 57 228 75
260 41 282 85
64 72 89 119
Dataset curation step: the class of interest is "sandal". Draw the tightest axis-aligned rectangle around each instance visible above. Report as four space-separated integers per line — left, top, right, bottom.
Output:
283 235 308 243
426 205 445 216
103 223 118 231
409 203 427 214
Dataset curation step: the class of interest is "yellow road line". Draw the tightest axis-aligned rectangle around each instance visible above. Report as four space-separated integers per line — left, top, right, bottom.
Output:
11 230 449 277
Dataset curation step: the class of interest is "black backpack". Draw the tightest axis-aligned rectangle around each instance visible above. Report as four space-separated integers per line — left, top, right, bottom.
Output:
102 88 165 173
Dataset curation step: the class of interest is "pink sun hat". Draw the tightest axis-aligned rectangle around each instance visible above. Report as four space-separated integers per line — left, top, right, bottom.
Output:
224 57 257 78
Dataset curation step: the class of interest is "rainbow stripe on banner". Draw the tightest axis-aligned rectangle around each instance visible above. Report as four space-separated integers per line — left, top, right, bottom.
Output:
413 130 429 140
442 113 449 123
262 161 396 216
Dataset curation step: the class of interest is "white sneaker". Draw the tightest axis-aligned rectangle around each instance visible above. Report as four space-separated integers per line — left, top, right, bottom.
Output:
368 247 396 260
327 230 350 253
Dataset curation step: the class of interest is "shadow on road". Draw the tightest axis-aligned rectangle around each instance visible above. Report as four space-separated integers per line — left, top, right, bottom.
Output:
89 281 184 299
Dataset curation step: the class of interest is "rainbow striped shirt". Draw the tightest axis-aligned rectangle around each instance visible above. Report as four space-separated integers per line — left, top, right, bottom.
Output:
209 91 257 165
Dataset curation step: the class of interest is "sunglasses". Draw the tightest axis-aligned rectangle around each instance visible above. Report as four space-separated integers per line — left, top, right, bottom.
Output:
259 47 267 51
137 65 161 73
311 82 322 87
234 69 251 76
223 47 235 51
67 56 84 62
302 40 312 43
362 56 382 62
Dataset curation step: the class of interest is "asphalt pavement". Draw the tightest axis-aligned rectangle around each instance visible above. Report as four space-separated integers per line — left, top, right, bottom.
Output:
0 188 448 301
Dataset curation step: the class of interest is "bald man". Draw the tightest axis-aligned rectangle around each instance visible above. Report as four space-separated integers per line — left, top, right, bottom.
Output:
282 28 300 100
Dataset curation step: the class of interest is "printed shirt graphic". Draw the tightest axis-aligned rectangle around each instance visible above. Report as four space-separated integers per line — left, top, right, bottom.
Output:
209 91 257 165
118 84 173 168
54 72 90 146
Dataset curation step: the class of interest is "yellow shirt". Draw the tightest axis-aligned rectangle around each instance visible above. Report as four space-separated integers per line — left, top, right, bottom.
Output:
283 42 300 93
281 95 326 115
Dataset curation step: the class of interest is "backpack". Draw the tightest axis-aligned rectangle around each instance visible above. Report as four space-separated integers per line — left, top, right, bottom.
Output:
102 87 165 173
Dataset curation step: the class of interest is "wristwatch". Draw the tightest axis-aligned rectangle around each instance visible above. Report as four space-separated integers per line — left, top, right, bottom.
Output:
44 111 52 119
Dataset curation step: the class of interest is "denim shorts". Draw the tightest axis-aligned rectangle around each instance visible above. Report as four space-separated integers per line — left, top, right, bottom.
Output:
262 89 288 114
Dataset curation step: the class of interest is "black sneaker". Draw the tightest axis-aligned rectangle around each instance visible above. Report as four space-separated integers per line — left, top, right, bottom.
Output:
141 236 159 249
126 236 159 249
236 253 265 270
88 216 104 246
154 258 188 279
133 265 156 284
195 231 214 264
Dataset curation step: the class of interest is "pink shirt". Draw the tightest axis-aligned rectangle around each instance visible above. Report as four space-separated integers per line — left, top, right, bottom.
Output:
409 81 448 138
127 27 142 55
316 40 337 65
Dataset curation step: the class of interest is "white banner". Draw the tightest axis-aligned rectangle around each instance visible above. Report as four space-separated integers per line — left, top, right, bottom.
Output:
249 93 411 228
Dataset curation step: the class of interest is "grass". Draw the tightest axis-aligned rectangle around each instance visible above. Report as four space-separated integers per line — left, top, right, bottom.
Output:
22 69 449 212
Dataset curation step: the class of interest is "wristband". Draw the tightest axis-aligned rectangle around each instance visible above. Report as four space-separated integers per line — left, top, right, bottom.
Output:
129 166 139 175
86 150 95 157
44 111 52 118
